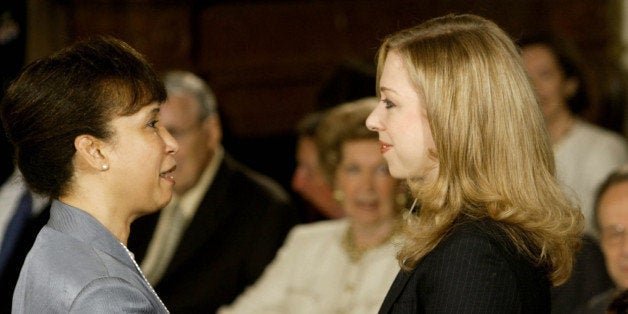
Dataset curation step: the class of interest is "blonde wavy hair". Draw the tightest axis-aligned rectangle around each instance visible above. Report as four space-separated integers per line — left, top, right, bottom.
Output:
378 14 584 285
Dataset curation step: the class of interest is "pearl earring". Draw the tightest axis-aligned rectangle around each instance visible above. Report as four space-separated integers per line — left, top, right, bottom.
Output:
333 190 344 202
395 192 408 208
101 164 109 171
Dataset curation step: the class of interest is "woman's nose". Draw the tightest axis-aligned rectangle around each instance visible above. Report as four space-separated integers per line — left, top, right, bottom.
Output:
162 127 180 155
366 107 382 131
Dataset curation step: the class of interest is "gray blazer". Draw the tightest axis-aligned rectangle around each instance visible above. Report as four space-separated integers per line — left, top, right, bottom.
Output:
12 200 169 313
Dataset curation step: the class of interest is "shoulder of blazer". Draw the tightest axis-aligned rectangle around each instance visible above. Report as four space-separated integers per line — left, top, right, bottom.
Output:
378 218 519 314
378 269 413 314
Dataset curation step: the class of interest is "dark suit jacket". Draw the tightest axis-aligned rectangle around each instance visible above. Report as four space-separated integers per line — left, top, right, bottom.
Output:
128 154 301 313
379 218 551 314
0 203 50 311
551 234 613 314
576 288 615 314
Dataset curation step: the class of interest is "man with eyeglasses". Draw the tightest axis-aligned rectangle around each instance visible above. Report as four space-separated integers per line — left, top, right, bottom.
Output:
578 165 628 313
127 70 301 313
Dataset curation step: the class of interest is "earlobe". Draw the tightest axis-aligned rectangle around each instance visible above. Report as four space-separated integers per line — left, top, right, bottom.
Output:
564 78 579 99
205 115 223 149
75 135 109 171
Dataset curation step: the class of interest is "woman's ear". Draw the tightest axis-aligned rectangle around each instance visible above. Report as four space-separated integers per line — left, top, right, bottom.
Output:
203 115 222 151
564 77 579 99
74 135 109 171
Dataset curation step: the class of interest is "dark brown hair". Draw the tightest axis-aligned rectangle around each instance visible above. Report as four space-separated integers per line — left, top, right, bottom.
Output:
1 35 166 199
518 33 592 114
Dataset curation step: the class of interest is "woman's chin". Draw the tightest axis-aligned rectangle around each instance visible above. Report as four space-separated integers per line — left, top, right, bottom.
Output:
388 168 408 179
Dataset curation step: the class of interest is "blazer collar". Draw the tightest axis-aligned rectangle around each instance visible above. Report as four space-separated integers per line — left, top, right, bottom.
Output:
47 200 135 270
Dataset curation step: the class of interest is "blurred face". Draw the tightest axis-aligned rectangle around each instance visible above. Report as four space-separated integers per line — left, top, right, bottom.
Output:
366 51 437 180
106 103 179 213
292 136 344 218
161 93 220 195
598 181 628 289
522 44 575 122
335 139 398 227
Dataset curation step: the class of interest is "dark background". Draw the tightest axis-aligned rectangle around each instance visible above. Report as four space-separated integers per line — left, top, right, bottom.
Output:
2 0 627 193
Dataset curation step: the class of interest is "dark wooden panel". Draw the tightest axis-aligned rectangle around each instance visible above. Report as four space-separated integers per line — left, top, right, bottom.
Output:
26 0 622 191
46 0 621 138
69 2 195 72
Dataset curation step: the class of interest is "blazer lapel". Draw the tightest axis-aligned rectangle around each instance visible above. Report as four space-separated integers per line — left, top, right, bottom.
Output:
379 269 414 314
47 201 135 269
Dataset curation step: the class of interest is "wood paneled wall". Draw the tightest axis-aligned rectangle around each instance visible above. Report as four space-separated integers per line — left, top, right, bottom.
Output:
32 0 622 136
26 0 624 187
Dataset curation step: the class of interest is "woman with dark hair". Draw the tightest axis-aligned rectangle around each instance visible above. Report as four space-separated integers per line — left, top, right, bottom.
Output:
2 36 178 312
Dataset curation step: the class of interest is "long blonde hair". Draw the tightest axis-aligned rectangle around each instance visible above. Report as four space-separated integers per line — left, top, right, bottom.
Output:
378 14 583 285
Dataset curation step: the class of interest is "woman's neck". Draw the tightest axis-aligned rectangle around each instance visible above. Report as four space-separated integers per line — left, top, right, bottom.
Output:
342 219 399 263
350 219 398 249
546 109 575 144
59 194 132 245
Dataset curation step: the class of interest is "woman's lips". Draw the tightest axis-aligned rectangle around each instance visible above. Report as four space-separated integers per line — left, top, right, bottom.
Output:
380 141 392 154
160 165 177 184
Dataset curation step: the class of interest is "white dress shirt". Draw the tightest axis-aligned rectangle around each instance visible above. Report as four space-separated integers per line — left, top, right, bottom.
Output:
0 170 49 247
554 120 627 237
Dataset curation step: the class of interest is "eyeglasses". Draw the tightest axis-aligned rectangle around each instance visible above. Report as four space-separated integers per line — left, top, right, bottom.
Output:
167 122 203 141
601 224 627 247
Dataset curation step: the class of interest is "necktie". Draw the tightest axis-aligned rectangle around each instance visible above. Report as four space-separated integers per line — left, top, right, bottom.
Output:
0 191 33 274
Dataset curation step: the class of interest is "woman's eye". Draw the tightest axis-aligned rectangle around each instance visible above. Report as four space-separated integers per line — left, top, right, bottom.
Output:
148 120 159 128
384 99 395 109
376 164 390 174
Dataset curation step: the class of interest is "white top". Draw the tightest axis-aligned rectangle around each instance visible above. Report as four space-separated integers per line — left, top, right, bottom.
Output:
554 119 628 236
0 170 49 246
217 219 400 314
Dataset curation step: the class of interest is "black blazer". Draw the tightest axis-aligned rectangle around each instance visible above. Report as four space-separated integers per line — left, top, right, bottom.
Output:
128 154 301 313
379 219 551 314
0 203 50 311
551 234 613 314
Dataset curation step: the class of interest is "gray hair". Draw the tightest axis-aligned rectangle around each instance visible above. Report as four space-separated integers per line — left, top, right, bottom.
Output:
162 70 217 120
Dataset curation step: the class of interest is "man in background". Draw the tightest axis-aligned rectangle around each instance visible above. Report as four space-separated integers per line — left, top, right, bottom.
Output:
578 165 628 313
0 2 51 310
128 70 300 313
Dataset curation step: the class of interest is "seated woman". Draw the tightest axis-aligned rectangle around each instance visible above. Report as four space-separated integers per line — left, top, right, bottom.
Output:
218 97 406 314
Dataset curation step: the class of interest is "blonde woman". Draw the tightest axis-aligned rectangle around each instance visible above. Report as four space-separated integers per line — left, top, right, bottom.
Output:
366 14 583 312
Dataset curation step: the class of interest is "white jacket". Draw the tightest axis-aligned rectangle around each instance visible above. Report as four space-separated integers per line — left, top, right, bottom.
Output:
218 219 400 314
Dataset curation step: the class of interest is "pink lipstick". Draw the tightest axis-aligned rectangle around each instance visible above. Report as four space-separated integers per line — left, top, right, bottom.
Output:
380 141 392 154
